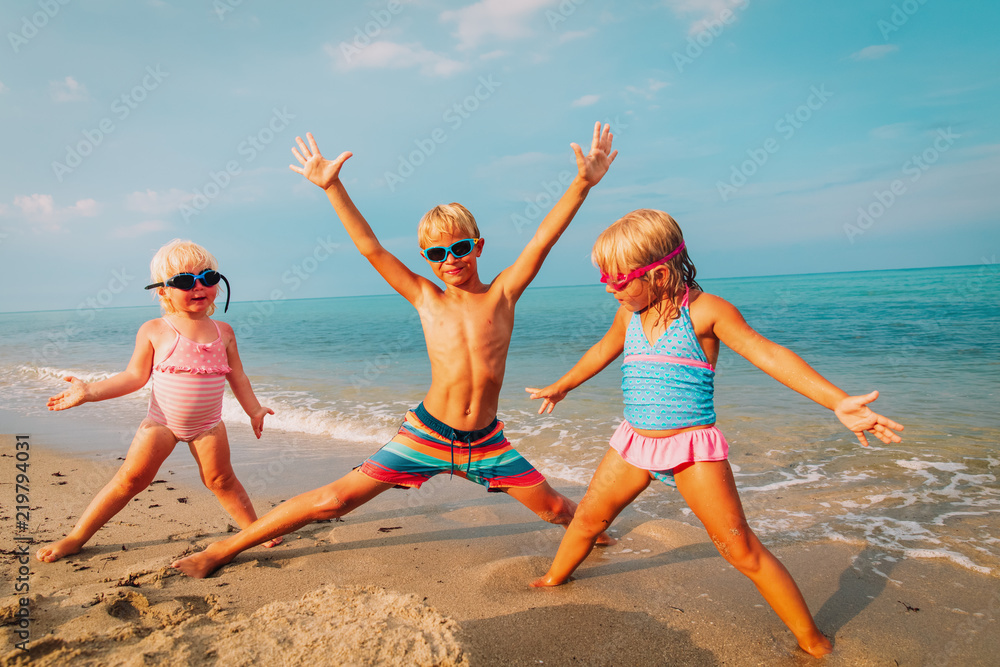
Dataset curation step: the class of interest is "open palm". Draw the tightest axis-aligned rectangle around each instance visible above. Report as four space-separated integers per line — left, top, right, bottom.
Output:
289 133 352 190
572 122 618 187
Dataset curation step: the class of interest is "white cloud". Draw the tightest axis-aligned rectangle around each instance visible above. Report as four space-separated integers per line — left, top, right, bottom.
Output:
50 76 89 103
0 81 8 94
571 94 600 108
12 194 99 231
869 122 916 140
112 220 170 238
850 44 900 61
558 29 595 44
325 41 466 77
124 188 193 215
626 78 669 100
663 0 747 35
14 194 55 218
441 0 556 51
479 49 507 60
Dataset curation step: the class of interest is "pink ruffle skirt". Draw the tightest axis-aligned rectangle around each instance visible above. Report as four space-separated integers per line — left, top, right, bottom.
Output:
610 421 728 472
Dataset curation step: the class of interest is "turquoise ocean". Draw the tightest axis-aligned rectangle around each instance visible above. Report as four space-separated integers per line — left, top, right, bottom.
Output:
1 264 998 577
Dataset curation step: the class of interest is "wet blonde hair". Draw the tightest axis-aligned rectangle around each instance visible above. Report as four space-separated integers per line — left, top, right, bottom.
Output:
592 209 700 321
149 239 222 315
417 203 481 247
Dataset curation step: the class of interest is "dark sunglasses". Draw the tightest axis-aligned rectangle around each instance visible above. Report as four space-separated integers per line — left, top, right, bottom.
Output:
145 269 231 313
421 238 479 263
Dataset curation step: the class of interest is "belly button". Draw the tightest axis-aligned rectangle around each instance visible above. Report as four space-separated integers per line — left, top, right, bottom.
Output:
465 408 471 415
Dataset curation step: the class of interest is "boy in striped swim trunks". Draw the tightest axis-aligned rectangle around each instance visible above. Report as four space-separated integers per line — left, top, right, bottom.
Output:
173 123 617 578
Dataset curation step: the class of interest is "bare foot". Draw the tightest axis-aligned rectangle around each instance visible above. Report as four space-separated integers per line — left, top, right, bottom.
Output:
172 546 232 579
530 574 571 588
799 632 833 658
595 531 617 546
261 536 283 548
36 537 84 562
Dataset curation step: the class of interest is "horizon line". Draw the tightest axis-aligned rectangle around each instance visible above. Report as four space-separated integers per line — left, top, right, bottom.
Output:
0 261 987 316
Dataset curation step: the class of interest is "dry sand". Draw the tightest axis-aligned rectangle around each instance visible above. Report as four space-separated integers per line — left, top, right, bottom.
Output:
2 436 998 666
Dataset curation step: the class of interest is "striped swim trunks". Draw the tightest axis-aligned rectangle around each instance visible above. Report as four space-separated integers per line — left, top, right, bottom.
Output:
359 403 546 491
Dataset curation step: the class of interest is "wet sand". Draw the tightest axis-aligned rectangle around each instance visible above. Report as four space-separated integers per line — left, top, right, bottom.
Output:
2 436 998 666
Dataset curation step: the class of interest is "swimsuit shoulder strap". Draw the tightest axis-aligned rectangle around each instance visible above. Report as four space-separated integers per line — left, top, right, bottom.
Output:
156 317 182 367
161 316 181 334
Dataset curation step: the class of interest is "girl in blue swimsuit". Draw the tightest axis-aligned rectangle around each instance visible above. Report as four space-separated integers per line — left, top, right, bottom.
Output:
526 208 904 658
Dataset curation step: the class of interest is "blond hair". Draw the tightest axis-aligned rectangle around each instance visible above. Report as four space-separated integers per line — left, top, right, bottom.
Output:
417 203 480 247
592 209 700 320
149 239 221 315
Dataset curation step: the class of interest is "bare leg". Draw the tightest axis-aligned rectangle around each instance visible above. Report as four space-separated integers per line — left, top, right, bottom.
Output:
530 448 649 587
673 460 832 658
506 479 617 548
172 470 392 578
188 422 281 547
36 420 177 562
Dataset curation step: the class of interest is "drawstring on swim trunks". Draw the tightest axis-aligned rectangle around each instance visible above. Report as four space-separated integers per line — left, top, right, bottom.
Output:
447 430 474 478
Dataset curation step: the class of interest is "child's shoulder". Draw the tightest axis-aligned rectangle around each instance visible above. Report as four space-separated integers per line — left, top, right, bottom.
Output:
687 290 741 321
139 317 168 333
213 319 236 343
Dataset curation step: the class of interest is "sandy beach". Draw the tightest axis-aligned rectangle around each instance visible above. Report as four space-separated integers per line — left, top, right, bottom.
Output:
2 434 998 666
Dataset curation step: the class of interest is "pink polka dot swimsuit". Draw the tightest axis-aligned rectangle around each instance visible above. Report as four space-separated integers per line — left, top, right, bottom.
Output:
621 287 716 430
146 318 232 441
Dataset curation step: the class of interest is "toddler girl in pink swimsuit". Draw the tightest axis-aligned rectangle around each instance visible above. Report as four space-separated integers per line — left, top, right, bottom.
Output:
527 209 904 658
37 239 281 562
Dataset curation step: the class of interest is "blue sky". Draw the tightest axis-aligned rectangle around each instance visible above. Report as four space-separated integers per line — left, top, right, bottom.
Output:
1 0 997 313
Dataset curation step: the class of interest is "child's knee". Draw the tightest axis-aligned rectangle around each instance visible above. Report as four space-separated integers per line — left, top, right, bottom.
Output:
114 470 154 497
202 469 237 493
313 489 348 520
534 493 575 526
711 526 761 573
570 503 612 537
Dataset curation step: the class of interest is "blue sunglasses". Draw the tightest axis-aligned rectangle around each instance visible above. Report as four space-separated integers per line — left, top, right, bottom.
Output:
145 269 231 313
421 238 480 263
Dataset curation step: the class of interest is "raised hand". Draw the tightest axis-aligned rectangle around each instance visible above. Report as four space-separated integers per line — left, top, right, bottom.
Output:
525 385 568 414
47 376 89 411
289 133 353 190
834 390 904 447
571 122 618 188
250 406 275 439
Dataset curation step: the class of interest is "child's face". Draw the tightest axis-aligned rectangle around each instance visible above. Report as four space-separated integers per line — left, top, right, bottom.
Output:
161 265 218 316
422 232 483 286
607 276 651 312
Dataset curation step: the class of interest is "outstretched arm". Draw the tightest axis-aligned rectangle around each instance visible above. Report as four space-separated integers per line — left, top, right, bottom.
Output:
526 307 628 413
46 323 155 411
497 122 617 301
222 324 273 439
706 295 904 446
290 133 431 306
